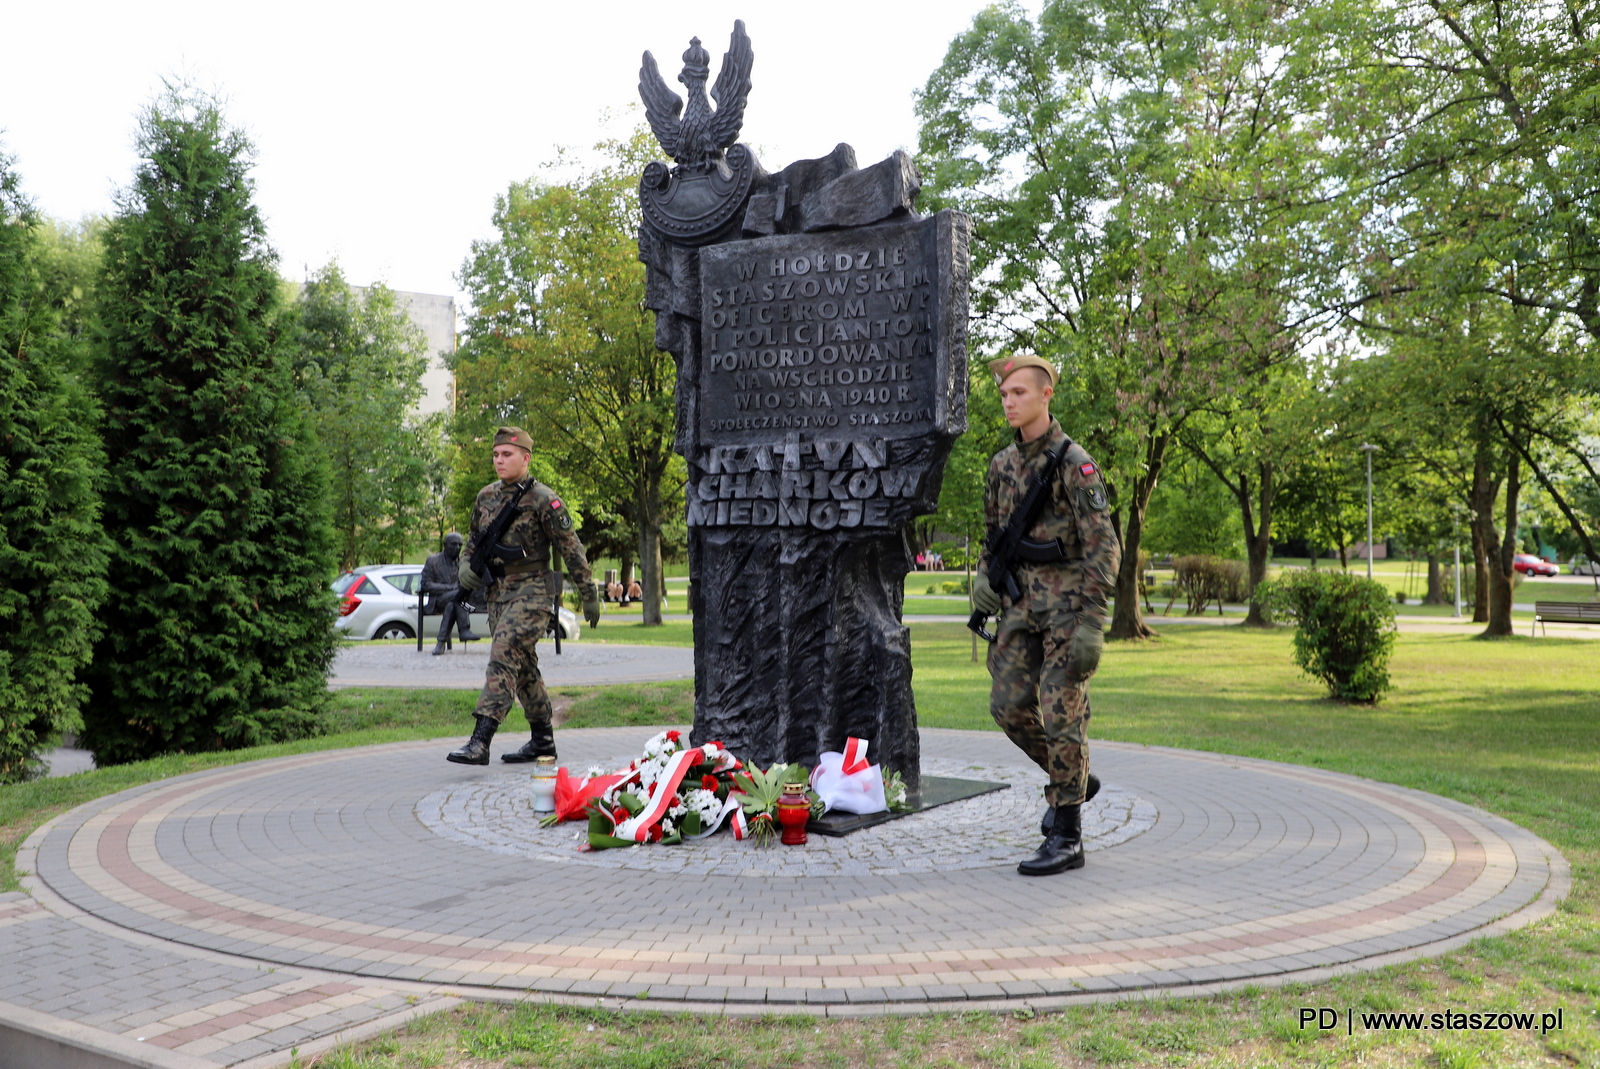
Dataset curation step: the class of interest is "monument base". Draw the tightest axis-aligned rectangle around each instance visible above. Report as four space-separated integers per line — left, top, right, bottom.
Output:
806 775 1009 837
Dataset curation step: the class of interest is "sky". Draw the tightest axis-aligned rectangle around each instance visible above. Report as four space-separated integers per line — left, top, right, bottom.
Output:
3 0 994 308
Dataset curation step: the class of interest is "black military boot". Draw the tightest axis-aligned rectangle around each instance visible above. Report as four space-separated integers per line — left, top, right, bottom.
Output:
1019 803 1085 876
1041 773 1100 835
446 715 498 765
431 634 449 656
501 720 556 763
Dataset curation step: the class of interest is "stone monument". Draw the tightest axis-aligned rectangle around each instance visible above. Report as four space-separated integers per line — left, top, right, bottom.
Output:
637 21 970 800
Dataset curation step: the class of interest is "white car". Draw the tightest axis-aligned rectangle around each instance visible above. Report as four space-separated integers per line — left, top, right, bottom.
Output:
331 564 580 642
1571 558 1599 577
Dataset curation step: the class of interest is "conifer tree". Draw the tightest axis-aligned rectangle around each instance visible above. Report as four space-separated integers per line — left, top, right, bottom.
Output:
0 150 108 783
82 89 336 764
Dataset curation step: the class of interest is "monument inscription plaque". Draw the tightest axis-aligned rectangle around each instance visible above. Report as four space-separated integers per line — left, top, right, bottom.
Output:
692 215 967 534
638 22 970 798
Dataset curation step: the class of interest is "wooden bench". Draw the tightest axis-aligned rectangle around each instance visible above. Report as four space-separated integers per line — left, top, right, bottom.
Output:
1532 601 1600 635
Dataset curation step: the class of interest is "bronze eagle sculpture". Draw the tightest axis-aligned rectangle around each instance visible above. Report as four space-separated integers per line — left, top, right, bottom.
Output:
639 21 754 175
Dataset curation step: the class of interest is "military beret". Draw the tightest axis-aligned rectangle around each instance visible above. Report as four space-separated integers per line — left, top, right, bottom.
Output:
988 353 1059 388
493 426 533 452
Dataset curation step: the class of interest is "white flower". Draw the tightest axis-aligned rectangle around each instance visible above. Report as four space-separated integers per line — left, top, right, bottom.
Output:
636 759 659 789
641 730 683 759
683 788 722 824
584 765 606 780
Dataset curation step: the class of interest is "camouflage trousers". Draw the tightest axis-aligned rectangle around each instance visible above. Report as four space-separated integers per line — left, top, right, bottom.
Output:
987 604 1092 807
474 573 555 729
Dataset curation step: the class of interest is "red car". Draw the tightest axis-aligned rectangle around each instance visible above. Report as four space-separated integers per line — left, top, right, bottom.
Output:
1513 553 1559 578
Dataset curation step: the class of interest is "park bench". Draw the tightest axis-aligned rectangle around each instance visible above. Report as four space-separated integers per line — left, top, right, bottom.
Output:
1532 600 1600 636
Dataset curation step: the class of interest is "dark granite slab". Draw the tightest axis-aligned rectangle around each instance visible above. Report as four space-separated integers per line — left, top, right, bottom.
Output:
807 775 1009 837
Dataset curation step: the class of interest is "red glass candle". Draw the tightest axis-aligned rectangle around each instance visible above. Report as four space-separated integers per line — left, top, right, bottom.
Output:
777 782 810 846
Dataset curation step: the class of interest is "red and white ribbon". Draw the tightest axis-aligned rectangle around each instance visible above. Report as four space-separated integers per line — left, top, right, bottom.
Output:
614 747 703 842
729 805 749 840
685 794 746 840
841 736 870 775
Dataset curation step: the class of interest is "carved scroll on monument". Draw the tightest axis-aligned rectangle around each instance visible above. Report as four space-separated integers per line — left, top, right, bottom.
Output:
638 21 971 798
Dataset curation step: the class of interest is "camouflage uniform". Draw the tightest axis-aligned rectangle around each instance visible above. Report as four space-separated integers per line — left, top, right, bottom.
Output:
465 479 596 729
978 418 1121 807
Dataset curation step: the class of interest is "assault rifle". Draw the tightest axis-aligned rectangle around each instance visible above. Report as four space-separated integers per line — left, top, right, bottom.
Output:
968 436 1075 643
548 564 563 655
465 479 532 589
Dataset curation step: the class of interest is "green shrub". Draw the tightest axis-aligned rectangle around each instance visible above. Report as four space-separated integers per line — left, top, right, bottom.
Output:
940 577 971 595
1165 555 1247 614
1261 570 1397 703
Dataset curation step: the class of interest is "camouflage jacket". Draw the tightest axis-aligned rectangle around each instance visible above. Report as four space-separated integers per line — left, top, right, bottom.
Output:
976 419 1121 624
465 479 596 599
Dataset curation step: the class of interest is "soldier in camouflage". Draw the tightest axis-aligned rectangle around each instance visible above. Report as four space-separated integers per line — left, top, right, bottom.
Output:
446 427 603 766
972 355 1121 876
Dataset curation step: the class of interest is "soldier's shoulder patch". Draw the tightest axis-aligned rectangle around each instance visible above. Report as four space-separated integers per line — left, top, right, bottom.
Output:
1081 484 1109 512
549 497 572 530
1079 462 1098 478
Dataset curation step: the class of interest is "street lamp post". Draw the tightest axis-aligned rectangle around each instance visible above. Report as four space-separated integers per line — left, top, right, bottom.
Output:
1359 444 1378 580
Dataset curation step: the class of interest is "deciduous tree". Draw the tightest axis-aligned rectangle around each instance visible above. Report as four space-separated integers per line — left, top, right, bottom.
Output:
287 262 430 570
453 133 683 624
918 0 1347 639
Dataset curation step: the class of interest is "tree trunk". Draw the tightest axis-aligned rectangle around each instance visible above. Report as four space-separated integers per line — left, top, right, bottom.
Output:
1243 461 1274 627
638 470 665 626
639 524 663 625
1184 444 1276 626
1469 441 1514 636
1484 450 1520 637
1109 436 1168 640
1423 553 1444 605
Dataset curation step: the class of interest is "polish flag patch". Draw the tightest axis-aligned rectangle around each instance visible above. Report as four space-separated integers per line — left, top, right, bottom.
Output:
1080 463 1097 477
550 498 563 508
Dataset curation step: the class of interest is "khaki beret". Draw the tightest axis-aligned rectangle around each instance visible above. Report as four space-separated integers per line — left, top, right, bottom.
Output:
493 426 533 452
988 353 1059 388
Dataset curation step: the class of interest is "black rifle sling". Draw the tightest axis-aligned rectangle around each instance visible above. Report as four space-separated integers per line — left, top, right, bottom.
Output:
467 480 533 585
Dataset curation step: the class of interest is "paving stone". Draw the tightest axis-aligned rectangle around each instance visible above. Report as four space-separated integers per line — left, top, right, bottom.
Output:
3 725 1561 1069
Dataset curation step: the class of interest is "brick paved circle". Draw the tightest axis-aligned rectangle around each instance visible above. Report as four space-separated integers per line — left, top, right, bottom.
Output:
416 755 1156 877
33 728 1566 1009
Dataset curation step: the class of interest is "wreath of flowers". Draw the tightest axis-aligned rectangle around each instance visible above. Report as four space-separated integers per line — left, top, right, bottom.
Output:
584 731 756 848
543 731 901 850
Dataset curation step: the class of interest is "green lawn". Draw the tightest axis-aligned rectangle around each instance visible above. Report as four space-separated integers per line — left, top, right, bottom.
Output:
334 626 1599 1069
8 625 1600 1067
